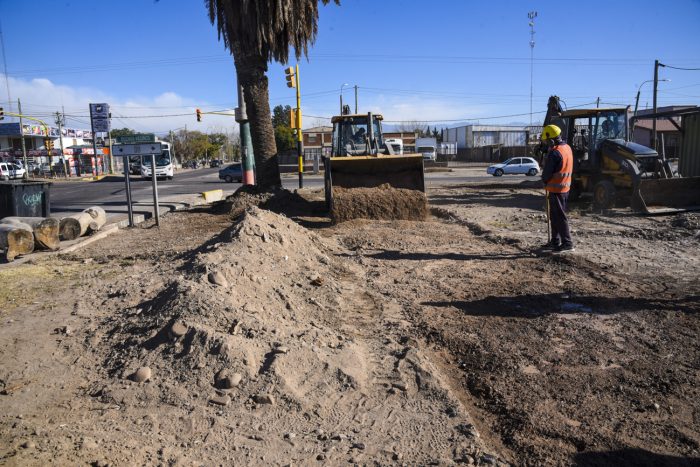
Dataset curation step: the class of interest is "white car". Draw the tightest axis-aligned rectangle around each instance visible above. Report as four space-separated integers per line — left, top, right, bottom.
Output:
487 157 540 177
0 161 26 180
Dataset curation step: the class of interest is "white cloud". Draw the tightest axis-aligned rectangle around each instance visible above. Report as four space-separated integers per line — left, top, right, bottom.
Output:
303 93 488 128
0 74 238 135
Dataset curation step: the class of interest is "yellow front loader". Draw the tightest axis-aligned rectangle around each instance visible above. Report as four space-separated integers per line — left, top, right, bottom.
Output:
323 112 427 222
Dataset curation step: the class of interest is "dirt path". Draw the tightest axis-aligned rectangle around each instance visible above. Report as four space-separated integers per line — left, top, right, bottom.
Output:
1 183 699 466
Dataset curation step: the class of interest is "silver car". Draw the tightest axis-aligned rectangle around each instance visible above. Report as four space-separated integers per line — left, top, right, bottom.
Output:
487 157 540 177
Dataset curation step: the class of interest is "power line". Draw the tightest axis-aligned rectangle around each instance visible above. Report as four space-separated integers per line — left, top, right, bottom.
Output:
5 53 700 78
303 101 598 124
661 64 700 71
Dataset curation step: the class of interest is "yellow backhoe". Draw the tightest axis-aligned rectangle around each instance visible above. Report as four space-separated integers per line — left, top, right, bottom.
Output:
540 96 700 213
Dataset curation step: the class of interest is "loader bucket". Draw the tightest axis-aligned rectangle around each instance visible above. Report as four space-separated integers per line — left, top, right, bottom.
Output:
632 177 700 214
324 154 427 222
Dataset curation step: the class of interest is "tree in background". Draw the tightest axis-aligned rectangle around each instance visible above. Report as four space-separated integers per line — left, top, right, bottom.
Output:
110 128 136 138
206 0 339 190
171 129 240 163
272 104 292 128
272 105 295 152
274 125 296 152
395 121 431 137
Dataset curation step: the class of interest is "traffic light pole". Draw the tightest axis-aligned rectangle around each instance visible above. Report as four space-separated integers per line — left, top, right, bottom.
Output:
236 81 256 185
295 64 303 189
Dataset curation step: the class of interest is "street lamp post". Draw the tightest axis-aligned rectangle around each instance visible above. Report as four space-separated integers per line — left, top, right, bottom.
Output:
633 78 669 144
634 78 669 118
340 83 349 114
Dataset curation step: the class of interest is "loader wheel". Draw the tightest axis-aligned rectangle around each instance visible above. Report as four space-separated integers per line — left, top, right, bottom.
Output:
593 180 616 209
494 169 504 177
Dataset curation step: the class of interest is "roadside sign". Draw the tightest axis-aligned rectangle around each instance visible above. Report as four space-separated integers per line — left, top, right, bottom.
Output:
116 133 156 144
89 103 110 118
113 142 162 156
92 118 110 133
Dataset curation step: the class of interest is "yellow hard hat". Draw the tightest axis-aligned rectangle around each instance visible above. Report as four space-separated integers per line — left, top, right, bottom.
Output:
541 124 561 141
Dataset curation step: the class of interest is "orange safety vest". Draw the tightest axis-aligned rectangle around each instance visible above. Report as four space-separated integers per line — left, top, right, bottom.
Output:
545 143 573 193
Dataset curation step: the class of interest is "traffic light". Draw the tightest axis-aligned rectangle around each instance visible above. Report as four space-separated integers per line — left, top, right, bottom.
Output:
285 66 296 88
289 108 297 129
0 107 3 120
196 108 202 122
44 138 54 150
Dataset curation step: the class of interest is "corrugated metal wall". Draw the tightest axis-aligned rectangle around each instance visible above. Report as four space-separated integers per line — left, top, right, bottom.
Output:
679 112 700 177
443 125 527 149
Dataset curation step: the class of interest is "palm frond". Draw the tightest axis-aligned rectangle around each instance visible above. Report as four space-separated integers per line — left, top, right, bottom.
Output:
206 0 339 63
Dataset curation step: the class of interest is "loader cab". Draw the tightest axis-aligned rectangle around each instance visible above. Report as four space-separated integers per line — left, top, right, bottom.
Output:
562 108 629 171
331 113 384 156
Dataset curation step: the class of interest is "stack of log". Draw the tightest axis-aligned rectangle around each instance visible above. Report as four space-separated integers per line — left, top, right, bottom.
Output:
0 206 106 262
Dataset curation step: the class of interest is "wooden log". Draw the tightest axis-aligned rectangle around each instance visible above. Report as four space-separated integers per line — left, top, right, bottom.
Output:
0 223 34 261
59 212 93 240
59 216 82 241
85 206 107 232
1 217 60 251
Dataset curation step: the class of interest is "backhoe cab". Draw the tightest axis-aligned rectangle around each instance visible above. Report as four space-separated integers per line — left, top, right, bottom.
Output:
540 96 700 213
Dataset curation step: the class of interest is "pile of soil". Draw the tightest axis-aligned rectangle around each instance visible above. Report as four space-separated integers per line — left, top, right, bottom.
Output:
82 207 497 465
224 186 273 219
331 184 428 223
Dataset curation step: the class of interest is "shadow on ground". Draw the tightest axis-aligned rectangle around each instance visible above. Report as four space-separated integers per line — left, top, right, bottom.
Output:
423 293 700 318
573 448 700 467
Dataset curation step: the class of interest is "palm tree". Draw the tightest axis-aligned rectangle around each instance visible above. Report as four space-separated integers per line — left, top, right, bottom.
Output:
206 0 338 190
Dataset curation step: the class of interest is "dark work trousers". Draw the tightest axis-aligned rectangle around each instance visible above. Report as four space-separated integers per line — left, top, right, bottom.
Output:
547 191 572 246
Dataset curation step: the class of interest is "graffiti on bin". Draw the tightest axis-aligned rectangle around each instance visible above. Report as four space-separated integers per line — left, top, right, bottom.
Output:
22 192 43 208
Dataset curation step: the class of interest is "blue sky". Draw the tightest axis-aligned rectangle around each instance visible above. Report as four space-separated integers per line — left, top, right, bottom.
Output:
1 0 699 134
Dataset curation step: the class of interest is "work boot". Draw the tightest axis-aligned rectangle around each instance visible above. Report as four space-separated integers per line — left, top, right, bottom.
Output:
555 243 575 253
539 241 560 251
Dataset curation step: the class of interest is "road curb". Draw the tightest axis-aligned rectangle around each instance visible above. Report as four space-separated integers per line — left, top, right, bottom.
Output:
58 224 120 254
201 189 224 202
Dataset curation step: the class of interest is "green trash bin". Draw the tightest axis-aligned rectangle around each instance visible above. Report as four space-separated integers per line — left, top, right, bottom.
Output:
0 181 53 218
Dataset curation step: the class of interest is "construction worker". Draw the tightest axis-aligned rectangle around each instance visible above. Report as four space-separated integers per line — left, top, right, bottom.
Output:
540 124 575 252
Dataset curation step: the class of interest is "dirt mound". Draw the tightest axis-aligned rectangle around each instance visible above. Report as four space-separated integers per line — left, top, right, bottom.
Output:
224 186 273 219
91 206 491 464
331 184 428 223
224 187 327 221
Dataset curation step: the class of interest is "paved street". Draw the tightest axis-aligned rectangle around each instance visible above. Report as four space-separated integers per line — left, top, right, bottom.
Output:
48 165 534 223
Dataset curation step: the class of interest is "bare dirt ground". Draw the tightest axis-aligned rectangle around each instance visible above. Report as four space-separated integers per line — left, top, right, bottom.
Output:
1 180 699 466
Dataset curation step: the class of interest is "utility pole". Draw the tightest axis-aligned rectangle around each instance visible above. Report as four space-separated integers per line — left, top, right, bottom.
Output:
0 20 12 113
55 111 68 177
169 129 176 167
528 11 537 127
108 127 114 174
596 97 600 108
354 85 358 113
88 105 99 176
652 59 661 150
17 98 27 178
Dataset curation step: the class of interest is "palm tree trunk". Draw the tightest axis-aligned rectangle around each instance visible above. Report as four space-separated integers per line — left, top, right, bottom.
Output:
234 49 281 190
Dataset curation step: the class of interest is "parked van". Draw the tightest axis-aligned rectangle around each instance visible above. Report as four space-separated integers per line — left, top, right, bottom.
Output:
0 161 26 180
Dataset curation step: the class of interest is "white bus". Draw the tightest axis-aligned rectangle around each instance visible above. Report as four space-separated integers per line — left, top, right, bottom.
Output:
140 141 174 180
